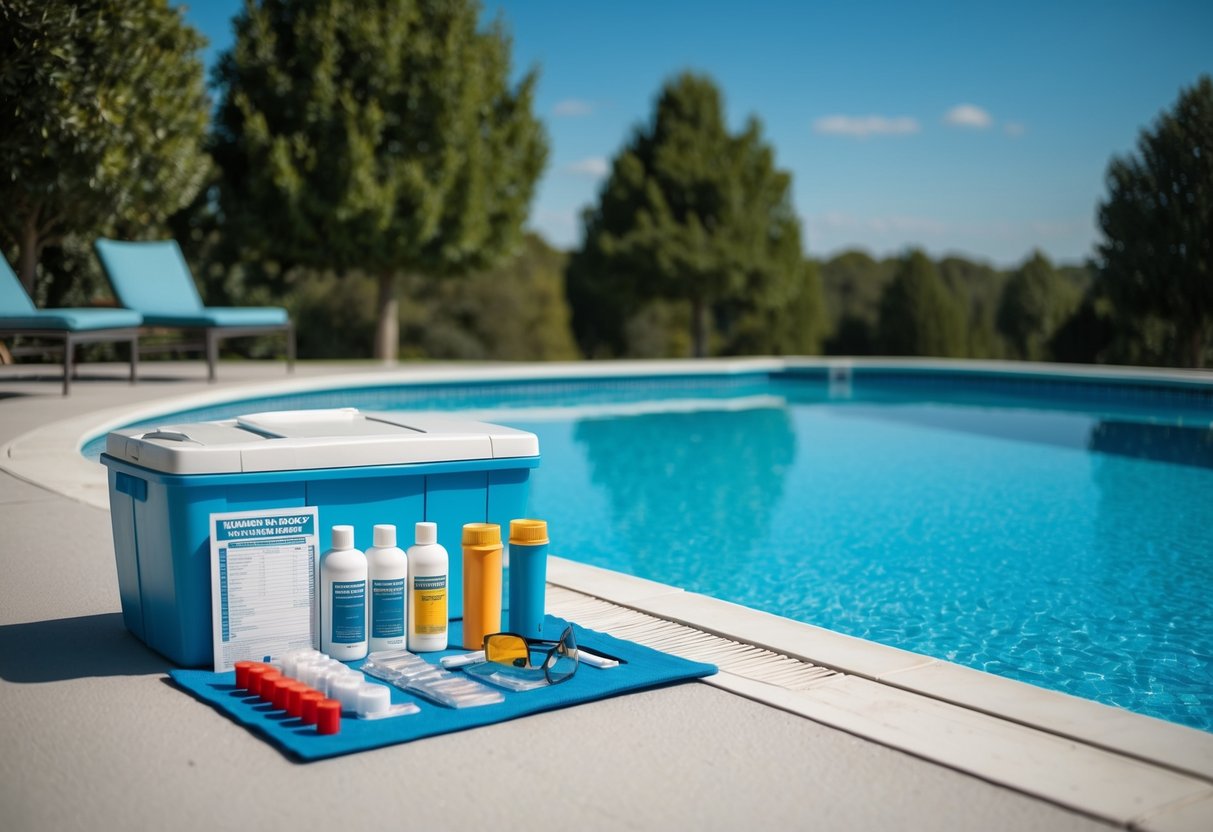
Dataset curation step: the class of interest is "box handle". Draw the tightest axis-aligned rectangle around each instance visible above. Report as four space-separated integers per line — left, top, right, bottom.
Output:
115 471 148 502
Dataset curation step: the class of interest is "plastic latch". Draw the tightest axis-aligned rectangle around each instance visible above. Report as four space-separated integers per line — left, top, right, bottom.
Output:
114 472 147 502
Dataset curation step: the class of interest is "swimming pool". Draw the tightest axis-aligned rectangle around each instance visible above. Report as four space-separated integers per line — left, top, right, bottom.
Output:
82 365 1213 731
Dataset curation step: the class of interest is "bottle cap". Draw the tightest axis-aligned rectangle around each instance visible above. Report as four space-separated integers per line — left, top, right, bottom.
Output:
356 684 392 718
462 522 501 547
414 521 437 545
234 660 260 690
300 691 326 725
316 699 342 735
285 683 312 717
258 671 282 702
245 665 271 696
509 519 549 545
373 524 397 548
331 525 354 549
272 676 296 710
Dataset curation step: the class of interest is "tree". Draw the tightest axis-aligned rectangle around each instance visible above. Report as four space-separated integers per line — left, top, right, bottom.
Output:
938 255 1007 359
0 0 210 295
569 72 809 358
996 251 1080 361
211 0 547 361
1097 75 1213 368
818 250 898 355
876 249 967 357
721 259 827 355
400 233 580 361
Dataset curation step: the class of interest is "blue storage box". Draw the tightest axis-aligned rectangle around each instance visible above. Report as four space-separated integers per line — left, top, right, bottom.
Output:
101 408 539 667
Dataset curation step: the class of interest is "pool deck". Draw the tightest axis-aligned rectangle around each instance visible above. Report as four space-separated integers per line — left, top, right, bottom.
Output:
2 358 1212 831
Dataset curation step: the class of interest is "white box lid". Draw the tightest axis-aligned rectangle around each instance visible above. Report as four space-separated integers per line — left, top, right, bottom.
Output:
105 408 539 475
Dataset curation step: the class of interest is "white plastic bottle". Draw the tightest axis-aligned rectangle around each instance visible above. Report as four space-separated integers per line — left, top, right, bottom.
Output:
366 524 408 654
320 525 368 661
407 521 449 652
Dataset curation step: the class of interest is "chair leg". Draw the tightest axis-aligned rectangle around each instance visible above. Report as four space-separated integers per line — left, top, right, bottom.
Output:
62 333 74 396
129 334 139 385
205 329 218 383
286 322 296 374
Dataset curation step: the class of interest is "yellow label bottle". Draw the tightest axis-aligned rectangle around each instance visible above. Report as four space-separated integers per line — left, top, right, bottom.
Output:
461 523 503 649
407 521 448 651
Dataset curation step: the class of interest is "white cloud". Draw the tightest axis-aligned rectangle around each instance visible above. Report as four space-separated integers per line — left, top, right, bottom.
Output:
813 114 920 138
1003 121 1026 137
944 104 993 129
553 99 594 117
563 157 609 178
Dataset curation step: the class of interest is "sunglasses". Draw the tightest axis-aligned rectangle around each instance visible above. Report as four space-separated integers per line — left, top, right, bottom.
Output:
482 624 579 685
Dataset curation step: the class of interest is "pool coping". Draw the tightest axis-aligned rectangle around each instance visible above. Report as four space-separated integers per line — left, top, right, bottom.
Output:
4 357 1213 829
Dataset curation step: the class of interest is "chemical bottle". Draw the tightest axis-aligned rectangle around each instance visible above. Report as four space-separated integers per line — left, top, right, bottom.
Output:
320 525 368 661
461 523 503 650
407 521 449 652
366 524 408 654
508 518 549 639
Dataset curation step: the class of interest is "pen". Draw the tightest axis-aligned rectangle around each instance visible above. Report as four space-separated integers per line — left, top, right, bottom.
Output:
440 651 485 669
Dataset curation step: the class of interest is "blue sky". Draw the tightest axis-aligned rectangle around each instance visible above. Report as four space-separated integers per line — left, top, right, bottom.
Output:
180 0 1213 267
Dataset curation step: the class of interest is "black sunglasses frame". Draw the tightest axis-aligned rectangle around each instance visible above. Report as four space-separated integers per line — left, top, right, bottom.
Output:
482 624 578 685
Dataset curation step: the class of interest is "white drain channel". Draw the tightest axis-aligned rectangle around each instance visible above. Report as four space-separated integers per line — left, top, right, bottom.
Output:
546 586 840 691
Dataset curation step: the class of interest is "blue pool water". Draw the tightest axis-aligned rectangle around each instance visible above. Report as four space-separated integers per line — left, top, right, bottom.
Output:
83 370 1213 731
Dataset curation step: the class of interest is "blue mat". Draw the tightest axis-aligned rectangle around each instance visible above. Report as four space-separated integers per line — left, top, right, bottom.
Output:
169 616 716 761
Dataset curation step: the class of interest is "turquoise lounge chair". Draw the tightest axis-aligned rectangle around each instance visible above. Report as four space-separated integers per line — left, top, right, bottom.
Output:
0 256 141 395
95 238 295 382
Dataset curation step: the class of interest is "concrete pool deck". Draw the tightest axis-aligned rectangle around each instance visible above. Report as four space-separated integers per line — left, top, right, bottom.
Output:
2 358 1212 831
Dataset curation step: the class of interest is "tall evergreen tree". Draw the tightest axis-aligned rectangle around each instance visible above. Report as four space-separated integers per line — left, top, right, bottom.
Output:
819 249 899 355
877 249 967 357
996 250 1080 361
1097 75 1213 367
0 0 210 296
211 0 547 360
569 72 810 358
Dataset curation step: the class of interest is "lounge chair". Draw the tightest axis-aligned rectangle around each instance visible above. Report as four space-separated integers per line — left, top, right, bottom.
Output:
0 255 140 395
94 238 295 382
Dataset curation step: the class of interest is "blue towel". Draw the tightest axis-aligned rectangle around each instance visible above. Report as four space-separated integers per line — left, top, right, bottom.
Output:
169 616 716 761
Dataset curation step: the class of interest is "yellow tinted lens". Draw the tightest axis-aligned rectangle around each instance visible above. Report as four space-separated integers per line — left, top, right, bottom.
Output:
485 634 531 668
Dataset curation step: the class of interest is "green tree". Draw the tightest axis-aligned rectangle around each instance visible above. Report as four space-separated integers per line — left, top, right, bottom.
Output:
400 233 579 361
0 0 210 295
211 0 547 360
1097 75 1213 367
876 249 967 357
818 250 898 355
722 259 827 355
938 255 1007 359
996 251 1081 361
569 72 808 358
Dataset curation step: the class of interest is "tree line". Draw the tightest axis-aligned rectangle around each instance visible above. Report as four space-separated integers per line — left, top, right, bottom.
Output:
2 1 1210 368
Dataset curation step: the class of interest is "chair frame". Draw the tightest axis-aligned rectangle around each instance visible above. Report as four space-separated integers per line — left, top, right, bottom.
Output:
0 326 139 395
199 322 295 383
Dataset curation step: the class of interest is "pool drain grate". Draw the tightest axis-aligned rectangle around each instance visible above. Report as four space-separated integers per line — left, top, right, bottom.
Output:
546 586 840 691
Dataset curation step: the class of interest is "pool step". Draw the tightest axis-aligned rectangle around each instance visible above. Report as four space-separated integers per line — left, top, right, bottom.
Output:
547 586 840 691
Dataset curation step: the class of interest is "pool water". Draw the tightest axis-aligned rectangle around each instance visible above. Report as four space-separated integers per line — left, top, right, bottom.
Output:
83 371 1213 731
